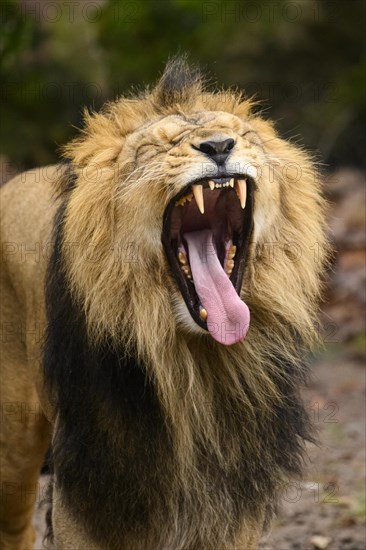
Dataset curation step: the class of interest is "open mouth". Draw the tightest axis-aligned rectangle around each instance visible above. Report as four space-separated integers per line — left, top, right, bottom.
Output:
162 174 254 345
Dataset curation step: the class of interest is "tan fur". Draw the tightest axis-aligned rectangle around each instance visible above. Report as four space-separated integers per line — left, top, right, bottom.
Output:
0 168 57 549
0 64 328 548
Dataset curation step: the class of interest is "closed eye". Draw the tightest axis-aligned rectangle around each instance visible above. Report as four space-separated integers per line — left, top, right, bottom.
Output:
170 129 193 146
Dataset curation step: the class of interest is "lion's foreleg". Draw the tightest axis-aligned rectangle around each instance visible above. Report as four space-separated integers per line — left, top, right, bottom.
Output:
0 283 51 549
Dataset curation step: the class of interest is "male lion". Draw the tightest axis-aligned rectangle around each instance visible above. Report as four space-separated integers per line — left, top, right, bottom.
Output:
0 58 327 549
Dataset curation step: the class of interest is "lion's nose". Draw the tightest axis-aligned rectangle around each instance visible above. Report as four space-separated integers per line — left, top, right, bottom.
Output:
195 138 235 165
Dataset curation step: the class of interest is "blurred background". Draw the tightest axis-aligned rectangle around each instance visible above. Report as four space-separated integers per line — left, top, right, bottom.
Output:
1 0 365 170
0 1 365 548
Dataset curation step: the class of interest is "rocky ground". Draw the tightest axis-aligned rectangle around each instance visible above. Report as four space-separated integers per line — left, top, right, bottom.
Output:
31 169 365 549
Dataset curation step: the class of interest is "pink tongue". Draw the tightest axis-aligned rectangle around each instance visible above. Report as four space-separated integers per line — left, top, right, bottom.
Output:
184 230 250 346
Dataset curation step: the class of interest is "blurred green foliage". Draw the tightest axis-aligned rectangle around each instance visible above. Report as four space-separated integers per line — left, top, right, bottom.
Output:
1 0 365 170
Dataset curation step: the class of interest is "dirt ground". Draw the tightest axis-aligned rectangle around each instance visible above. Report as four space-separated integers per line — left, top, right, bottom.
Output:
260 352 366 550
32 169 365 549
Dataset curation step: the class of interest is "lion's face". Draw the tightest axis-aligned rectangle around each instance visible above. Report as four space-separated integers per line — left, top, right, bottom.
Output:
62 59 325 351
119 111 267 345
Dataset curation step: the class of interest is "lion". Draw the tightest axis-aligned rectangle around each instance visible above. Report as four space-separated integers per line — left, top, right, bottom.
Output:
0 57 327 549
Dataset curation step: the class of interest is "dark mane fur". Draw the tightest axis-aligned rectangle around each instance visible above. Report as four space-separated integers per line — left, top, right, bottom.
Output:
43 184 314 548
154 55 204 107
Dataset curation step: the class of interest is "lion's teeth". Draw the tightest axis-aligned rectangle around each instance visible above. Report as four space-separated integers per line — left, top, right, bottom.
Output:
215 183 222 189
225 242 236 273
175 192 193 207
182 265 192 278
208 180 215 191
229 178 234 188
226 259 235 275
235 179 247 209
199 307 208 320
178 252 187 265
192 184 204 214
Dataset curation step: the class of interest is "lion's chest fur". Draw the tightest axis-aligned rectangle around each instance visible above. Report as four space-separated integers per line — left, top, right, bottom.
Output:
44 201 313 549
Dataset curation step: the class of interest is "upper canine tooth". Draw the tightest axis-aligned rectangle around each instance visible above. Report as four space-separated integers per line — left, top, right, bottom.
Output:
229 178 234 188
235 179 247 209
192 184 204 214
208 180 215 191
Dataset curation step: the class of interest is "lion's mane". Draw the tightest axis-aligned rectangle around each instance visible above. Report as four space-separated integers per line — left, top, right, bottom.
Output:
44 58 328 548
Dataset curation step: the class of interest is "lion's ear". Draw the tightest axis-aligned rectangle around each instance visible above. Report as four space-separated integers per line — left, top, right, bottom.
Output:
152 55 203 108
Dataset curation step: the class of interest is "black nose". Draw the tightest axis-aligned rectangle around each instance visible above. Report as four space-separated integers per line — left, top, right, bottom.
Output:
196 138 235 165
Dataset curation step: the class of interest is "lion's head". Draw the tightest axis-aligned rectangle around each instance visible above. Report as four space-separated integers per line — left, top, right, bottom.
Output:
61 57 326 355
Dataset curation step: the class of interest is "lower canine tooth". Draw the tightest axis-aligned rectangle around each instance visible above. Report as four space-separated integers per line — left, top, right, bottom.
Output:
235 179 247 209
192 184 204 214
199 307 208 320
